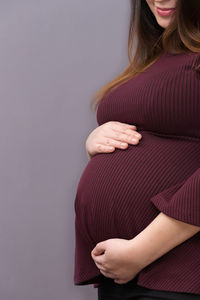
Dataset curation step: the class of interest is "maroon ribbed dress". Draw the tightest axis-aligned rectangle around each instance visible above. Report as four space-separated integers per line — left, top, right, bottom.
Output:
74 51 200 295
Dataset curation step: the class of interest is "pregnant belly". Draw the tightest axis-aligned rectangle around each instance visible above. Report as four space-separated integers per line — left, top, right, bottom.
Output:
75 131 200 245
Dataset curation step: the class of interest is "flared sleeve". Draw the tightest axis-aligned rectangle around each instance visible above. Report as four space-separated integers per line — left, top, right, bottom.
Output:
150 168 200 227
150 54 200 227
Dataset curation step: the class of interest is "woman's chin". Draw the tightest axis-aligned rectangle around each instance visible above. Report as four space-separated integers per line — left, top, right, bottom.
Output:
155 16 173 29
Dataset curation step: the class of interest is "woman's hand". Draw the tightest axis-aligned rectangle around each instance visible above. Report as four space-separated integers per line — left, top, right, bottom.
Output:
91 238 144 284
85 121 142 159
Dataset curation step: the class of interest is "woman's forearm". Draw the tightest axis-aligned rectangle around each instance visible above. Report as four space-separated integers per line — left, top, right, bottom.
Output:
129 212 200 270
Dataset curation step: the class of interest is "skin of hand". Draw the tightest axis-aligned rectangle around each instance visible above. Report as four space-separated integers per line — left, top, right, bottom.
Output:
91 212 200 285
85 121 142 160
91 238 143 284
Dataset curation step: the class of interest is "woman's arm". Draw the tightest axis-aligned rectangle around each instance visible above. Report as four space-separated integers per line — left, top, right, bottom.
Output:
91 212 200 284
129 212 200 269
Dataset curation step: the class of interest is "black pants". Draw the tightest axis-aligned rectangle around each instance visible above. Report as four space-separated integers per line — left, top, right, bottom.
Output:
97 276 200 300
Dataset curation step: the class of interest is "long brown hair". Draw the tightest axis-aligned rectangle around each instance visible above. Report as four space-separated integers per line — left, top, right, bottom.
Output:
91 0 200 111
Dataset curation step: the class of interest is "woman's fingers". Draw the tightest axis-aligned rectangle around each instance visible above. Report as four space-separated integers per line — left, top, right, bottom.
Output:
99 269 115 279
85 121 142 158
96 141 128 153
96 133 140 153
96 144 116 153
90 130 142 155
112 127 142 140
108 131 141 145
93 258 114 277
94 262 107 272
107 121 137 131
104 138 128 148
123 128 142 139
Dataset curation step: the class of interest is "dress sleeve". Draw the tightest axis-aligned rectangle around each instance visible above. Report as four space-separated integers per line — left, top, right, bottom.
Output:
150 168 200 227
150 54 200 227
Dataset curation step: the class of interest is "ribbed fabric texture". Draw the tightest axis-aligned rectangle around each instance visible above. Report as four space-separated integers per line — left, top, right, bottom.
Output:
74 51 200 295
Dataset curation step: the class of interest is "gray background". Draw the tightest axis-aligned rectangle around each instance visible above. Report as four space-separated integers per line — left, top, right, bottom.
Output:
0 1 130 299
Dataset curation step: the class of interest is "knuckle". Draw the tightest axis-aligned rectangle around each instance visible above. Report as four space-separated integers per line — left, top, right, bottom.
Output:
106 121 113 127
97 145 102 152
105 138 111 145
110 145 115 149
115 132 121 139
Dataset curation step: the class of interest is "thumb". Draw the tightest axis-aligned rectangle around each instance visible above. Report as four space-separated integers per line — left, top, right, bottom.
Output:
91 242 106 257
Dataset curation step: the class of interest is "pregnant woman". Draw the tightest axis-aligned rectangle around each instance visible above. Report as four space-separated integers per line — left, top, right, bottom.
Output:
74 0 200 299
